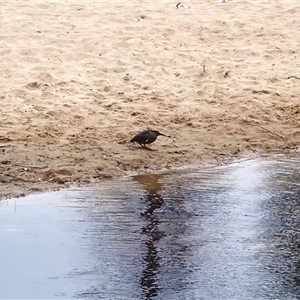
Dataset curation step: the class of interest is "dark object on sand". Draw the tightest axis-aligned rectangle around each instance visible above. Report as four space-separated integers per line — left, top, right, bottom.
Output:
130 129 170 148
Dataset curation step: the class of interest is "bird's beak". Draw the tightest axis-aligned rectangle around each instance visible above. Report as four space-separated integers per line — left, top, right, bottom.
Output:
159 132 171 138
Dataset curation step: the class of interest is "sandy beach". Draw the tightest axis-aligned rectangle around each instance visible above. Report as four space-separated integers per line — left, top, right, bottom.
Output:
0 0 299 198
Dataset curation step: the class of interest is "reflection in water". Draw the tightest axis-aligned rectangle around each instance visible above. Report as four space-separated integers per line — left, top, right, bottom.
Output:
133 174 193 300
0 155 300 299
133 174 163 299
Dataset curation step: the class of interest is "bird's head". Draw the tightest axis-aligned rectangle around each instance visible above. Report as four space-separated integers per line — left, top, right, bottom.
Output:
151 130 170 138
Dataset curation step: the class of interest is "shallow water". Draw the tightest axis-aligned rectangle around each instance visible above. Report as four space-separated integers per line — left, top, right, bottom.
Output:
1 155 300 299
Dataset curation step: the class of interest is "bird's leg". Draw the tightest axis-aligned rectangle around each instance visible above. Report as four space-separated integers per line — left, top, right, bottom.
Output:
143 145 152 150
138 142 145 148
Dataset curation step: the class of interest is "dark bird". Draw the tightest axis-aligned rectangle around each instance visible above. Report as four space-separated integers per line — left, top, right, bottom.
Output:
130 129 170 148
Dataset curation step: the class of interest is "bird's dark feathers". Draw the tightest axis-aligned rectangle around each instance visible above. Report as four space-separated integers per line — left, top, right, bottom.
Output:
130 129 170 147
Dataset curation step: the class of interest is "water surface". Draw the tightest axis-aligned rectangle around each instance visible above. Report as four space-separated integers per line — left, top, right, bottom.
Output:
0 155 300 299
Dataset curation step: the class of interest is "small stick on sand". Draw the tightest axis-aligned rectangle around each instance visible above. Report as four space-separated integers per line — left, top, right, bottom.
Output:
203 65 206 73
243 122 286 139
286 76 300 80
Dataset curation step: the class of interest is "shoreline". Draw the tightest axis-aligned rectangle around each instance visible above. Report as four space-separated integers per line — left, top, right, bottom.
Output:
0 147 298 200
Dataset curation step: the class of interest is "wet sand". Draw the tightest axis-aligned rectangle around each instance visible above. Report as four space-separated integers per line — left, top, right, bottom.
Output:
0 1 299 198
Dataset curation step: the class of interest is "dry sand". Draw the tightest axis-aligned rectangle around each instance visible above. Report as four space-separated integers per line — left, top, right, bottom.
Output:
0 0 299 198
